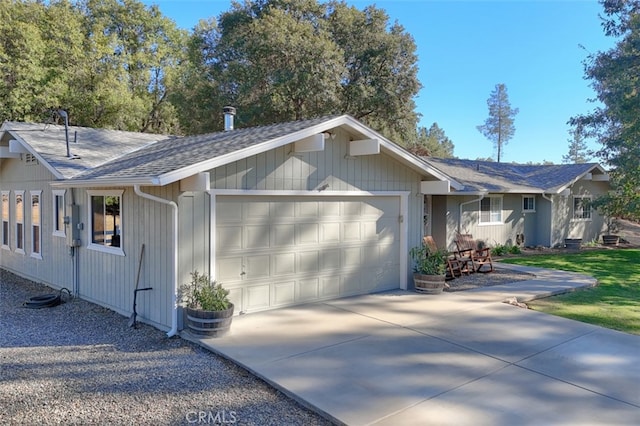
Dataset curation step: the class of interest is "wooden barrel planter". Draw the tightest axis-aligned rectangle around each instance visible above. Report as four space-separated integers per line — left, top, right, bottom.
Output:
186 304 234 337
602 235 620 246
564 238 582 250
413 273 445 294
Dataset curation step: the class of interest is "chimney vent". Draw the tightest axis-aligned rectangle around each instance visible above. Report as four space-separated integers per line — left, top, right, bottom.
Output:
223 106 236 131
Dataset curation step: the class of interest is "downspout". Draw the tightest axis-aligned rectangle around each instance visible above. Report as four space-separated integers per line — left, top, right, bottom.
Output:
458 194 485 234
542 193 554 247
134 185 179 338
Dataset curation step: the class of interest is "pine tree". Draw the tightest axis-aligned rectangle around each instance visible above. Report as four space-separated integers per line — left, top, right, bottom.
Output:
476 84 519 162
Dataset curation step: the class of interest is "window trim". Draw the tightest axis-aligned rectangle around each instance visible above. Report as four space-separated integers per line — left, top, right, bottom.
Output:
15 190 25 254
479 195 503 225
522 195 536 213
87 189 125 256
572 195 592 221
1 190 9 250
30 190 42 259
52 189 66 238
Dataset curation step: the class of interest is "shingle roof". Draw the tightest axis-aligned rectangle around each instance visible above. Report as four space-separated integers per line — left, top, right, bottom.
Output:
70 115 339 182
423 158 605 193
1 121 172 179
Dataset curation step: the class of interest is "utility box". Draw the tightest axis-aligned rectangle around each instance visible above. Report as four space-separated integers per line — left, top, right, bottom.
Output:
65 204 82 247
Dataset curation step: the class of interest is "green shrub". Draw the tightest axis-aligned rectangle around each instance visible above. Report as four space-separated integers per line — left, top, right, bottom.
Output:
179 271 230 311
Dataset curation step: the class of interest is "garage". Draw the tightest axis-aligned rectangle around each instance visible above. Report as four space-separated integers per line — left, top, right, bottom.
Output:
214 194 402 313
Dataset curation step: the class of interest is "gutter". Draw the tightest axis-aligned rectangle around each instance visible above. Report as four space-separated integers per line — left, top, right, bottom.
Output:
459 194 486 233
134 185 179 338
542 193 554 247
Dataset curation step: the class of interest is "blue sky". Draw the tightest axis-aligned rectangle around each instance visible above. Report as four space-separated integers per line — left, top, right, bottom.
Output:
145 0 615 164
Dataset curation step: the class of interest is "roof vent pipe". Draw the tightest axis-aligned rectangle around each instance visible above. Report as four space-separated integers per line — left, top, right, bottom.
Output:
223 106 236 131
58 109 72 157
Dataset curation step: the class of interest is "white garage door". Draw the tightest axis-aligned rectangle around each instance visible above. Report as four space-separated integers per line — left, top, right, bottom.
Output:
215 195 401 313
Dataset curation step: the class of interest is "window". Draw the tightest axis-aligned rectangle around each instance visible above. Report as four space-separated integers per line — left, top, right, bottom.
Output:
52 190 66 237
522 196 536 213
88 190 123 254
479 196 503 224
31 191 42 258
573 196 592 220
15 191 25 253
1 191 9 248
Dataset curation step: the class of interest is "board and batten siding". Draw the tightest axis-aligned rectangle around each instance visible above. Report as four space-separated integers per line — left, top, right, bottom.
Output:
204 129 425 288
0 156 73 289
77 184 178 331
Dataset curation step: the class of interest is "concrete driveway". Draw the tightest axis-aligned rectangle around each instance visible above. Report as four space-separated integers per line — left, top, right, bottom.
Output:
189 264 640 425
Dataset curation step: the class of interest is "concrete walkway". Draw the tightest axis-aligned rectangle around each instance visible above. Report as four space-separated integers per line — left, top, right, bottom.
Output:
187 264 640 425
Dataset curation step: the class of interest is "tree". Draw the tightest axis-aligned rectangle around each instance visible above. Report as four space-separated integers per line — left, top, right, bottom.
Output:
570 0 640 221
407 123 455 157
562 127 591 164
476 83 519 162
176 0 421 140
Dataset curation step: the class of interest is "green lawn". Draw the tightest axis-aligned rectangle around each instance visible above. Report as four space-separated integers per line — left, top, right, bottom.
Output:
501 249 640 335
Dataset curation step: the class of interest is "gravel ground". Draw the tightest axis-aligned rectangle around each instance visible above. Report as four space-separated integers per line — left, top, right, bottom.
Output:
0 270 333 426
444 265 535 292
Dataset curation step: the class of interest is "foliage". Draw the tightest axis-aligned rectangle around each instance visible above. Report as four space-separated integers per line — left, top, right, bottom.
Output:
409 244 447 275
569 0 640 222
501 249 640 335
1 0 426 143
491 243 521 256
407 123 455 157
174 0 422 141
179 271 230 311
476 83 519 162
562 126 592 164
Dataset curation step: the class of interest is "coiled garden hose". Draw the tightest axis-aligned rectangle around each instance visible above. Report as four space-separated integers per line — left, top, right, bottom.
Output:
24 287 72 309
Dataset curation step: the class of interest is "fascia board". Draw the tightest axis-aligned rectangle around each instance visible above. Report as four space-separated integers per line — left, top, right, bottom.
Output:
50 177 160 188
6 131 65 179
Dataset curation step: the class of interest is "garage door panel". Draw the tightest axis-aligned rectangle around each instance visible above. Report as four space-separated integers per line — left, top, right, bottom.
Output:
296 223 319 245
216 195 401 313
217 202 243 223
297 250 319 273
217 226 243 250
246 201 270 219
217 257 243 281
245 285 270 311
320 276 340 298
272 281 295 306
245 225 270 249
272 224 295 246
245 255 270 279
273 252 296 275
321 249 341 271
297 201 319 217
271 201 294 218
296 278 319 302
320 222 340 243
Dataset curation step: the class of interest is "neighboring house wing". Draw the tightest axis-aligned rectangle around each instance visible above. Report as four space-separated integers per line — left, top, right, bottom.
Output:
420 158 611 251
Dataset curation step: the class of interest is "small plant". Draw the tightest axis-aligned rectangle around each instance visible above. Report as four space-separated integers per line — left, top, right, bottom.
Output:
508 245 522 255
410 244 447 275
491 244 508 256
179 271 230 311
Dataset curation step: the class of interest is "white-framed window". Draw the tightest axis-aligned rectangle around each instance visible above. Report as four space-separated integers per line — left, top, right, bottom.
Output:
15 190 25 254
479 196 503 225
88 190 124 255
1 191 9 249
31 190 42 259
522 196 536 213
52 190 66 237
573 196 592 220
